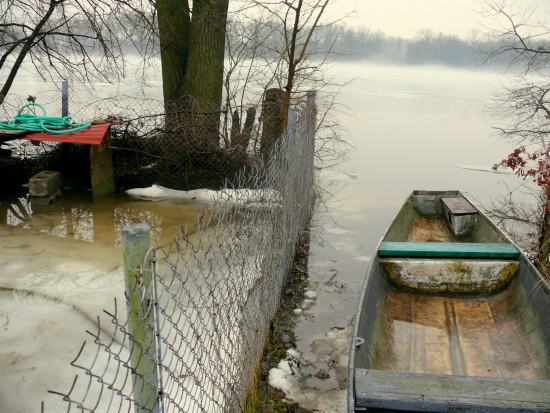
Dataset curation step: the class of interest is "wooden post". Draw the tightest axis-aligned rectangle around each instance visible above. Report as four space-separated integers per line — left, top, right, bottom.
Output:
261 88 286 164
90 130 115 200
121 224 160 413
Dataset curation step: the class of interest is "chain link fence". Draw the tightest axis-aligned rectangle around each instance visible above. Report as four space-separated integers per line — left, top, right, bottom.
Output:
31 92 316 412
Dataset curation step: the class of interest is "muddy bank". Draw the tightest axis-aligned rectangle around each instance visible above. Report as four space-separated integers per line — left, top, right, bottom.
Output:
245 227 313 413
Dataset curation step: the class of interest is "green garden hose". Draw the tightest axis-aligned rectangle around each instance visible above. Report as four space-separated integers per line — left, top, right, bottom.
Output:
0 102 91 135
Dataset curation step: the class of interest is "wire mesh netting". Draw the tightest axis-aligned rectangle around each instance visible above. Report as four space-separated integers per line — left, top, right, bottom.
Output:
32 93 317 412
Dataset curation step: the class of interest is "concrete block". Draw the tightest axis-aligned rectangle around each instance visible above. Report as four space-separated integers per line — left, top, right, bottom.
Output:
29 170 61 198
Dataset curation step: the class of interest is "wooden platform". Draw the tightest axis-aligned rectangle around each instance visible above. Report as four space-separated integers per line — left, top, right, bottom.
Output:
20 124 114 199
21 123 110 145
369 287 550 380
355 369 550 411
441 196 478 216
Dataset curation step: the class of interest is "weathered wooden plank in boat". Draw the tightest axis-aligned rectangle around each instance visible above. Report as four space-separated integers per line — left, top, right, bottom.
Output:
369 288 550 380
407 217 452 242
378 242 520 259
355 369 550 411
441 197 477 215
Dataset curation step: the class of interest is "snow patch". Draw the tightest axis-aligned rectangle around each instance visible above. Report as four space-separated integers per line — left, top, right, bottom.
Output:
126 184 281 208
301 299 314 309
268 349 302 399
286 348 300 359
266 329 352 412
304 290 318 299
293 308 303 315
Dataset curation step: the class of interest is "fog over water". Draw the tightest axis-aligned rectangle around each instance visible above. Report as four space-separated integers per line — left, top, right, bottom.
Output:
285 62 532 412
1 61 532 412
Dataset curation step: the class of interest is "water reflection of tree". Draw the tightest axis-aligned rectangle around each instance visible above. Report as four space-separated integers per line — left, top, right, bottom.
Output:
0 194 171 247
113 208 163 246
3 196 32 228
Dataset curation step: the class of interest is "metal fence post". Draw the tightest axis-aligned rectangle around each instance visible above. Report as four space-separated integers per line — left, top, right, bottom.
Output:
121 224 160 413
61 79 69 117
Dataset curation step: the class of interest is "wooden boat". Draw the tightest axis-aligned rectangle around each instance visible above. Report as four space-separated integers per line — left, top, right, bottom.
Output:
348 190 550 412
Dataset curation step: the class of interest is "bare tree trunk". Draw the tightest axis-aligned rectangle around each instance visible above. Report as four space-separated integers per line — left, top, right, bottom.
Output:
283 0 303 120
230 107 256 161
241 107 256 149
157 0 191 114
261 88 286 165
183 0 229 149
230 110 241 144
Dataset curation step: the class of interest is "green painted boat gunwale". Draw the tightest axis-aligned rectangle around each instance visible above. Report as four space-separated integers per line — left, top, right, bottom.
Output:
378 242 520 259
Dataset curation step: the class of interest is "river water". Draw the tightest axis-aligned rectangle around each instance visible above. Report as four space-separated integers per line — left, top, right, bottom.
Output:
280 63 530 412
0 62 530 412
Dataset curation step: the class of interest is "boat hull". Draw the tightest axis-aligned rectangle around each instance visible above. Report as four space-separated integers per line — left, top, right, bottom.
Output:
348 191 550 412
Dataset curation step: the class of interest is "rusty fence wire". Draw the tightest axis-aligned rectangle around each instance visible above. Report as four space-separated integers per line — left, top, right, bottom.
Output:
39 92 316 412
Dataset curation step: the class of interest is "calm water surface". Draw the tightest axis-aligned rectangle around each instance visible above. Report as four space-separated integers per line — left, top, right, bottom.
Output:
0 62 532 412
291 63 530 412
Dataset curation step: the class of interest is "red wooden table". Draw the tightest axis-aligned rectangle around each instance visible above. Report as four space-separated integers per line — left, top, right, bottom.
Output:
21 123 110 145
21 123 115 199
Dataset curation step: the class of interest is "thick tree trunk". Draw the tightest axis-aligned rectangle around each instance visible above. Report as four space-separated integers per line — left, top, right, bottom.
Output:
157 0 191 114
183 0 229 149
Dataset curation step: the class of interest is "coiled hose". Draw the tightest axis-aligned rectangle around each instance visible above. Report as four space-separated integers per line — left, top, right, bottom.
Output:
0 103 92 135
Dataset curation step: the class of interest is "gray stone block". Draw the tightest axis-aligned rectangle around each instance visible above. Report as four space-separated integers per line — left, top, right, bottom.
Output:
29 170 61 198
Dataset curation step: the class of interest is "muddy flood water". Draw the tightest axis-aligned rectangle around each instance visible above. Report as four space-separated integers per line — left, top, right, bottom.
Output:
0 191 206 412
0 62 541 413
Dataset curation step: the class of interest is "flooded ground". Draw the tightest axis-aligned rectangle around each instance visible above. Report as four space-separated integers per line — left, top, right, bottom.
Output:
275 63 535 412
1 62 539 412
0 190 206 412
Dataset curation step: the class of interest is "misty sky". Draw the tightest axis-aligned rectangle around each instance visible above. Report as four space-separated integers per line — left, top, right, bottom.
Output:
328 0 548 39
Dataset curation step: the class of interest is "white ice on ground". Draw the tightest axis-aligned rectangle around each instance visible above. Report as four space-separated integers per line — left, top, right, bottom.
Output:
267 327 352 412
268 349 302 399
304 290 318 299
287 348 301 359
126 184 281 208
301 299 314 309
0 230 127 413
293 308 303 315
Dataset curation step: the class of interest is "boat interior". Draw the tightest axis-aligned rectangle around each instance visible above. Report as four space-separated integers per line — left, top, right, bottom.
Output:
351 191 550 411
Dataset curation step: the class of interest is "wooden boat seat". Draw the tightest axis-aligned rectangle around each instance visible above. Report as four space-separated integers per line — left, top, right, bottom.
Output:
378 242 520 260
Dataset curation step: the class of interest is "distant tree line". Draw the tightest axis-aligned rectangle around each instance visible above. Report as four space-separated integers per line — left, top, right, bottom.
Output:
224 23 534 68
315 26 509 67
